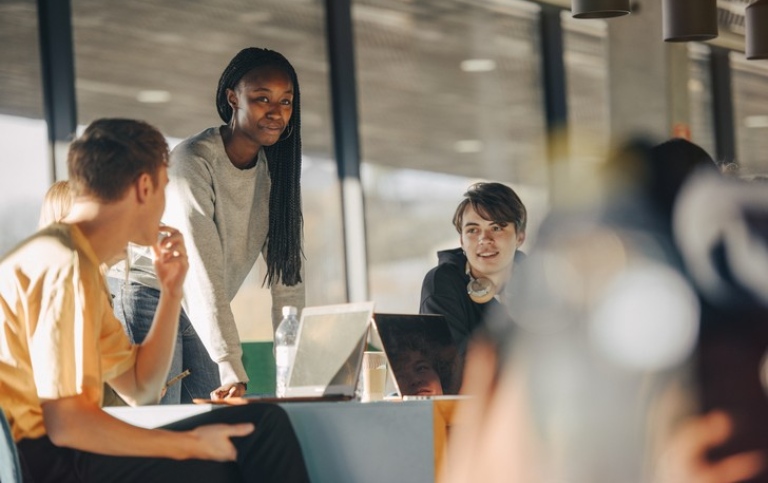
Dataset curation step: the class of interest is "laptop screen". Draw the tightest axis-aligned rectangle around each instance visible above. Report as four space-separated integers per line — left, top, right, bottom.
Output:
286 302 374 398
373 313 461 397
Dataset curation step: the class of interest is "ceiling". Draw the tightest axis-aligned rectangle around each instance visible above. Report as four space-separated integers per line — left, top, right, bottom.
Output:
0 0 759 182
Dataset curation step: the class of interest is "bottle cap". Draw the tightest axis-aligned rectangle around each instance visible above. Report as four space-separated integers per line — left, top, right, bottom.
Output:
282 305 298 317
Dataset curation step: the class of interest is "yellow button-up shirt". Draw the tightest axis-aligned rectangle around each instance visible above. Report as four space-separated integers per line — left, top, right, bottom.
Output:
0 223 137 441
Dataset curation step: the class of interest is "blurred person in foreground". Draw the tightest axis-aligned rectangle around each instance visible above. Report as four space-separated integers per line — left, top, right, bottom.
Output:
671 153 768 482
441 138 768 483
0 118 309 483
420 182 527 379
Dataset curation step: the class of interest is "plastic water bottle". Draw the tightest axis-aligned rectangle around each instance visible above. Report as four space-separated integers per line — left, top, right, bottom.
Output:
275 305 300 397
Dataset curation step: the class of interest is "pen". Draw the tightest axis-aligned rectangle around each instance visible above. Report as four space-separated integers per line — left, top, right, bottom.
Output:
164 369 191 389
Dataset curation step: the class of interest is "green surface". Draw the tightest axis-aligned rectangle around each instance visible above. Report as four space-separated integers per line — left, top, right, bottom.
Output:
242 340 380 395
241 341 276 395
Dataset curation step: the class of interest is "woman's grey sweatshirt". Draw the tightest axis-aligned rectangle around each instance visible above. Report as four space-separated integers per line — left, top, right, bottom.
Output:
116 127 305 386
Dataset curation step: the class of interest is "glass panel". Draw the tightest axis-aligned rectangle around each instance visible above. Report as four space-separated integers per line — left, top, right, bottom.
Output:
687 43 716 160
731 51 768 176
71 0 344 340
353 0 549 313
562 13 609 164
0 2 51 253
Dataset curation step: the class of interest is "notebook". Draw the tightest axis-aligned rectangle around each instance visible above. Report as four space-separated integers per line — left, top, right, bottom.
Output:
195 301 375 405
372 313 460 398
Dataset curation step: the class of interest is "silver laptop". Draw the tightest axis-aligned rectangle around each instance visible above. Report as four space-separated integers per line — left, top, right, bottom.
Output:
372 313 460 398
284 301 375 399
193 302 375 405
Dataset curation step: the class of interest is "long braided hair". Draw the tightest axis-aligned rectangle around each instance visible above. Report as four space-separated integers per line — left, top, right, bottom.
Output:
216 47 303 287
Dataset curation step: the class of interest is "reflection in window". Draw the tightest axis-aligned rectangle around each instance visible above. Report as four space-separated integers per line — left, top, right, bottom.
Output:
353 0 548 313
731 52 768 176
562 13 609 164
688 43 716 161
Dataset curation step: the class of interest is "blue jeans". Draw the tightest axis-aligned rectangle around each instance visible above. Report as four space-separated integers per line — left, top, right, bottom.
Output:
112 281 221 404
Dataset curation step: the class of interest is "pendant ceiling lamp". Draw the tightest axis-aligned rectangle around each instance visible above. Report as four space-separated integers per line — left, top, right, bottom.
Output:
572 0 631 19
662 0 718 42
747 0 768 59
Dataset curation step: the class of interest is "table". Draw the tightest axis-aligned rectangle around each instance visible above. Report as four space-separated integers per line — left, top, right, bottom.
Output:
106 398 462 483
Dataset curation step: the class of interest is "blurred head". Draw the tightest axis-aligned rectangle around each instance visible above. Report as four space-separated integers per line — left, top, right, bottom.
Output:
67 118 169 203
602 138 718 224
649 138 718 213
38 180 74 228
216 47 304 287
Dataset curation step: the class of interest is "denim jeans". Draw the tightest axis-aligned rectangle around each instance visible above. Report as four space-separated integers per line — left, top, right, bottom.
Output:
112 281 221 403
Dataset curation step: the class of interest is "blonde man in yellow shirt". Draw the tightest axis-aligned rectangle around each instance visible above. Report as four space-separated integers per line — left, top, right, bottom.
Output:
0 118 309 483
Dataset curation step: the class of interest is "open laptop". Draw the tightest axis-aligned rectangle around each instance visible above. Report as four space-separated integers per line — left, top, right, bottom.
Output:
284 301 374 398
372 313 460 398
194 301 375 405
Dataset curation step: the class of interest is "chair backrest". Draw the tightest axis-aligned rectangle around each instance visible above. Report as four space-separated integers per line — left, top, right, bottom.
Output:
0 408 22 483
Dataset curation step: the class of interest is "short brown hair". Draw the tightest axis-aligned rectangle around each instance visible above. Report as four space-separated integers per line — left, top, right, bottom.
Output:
67 118 169 202
452 182 527 234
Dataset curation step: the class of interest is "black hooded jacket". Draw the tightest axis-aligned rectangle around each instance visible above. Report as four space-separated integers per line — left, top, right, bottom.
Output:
419 247 525 355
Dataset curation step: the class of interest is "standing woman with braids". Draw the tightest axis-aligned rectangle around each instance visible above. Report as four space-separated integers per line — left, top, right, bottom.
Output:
113 47 304 403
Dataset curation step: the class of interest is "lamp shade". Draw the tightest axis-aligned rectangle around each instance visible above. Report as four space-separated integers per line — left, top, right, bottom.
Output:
747 0 768 59
662 0 718 42
572 0 631 19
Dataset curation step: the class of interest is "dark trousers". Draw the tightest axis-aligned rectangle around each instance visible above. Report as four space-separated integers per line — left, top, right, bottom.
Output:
17 403 310 483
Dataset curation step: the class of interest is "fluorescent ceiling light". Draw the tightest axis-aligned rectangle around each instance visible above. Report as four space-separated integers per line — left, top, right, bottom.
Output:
460 59 497 73
687 79 704 93
745 115 768 128
454 140 484 153
137 90 171 103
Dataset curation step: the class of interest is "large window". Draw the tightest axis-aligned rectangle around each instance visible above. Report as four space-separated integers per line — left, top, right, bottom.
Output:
687 43 716 160
17 0 763 338
731 51 768 176
353 0 549 313
562 13 609 164
0 1 51 254
71 0 344 340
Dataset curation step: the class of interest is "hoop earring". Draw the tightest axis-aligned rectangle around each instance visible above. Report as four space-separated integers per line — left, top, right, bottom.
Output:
279 123 294 141
466 262 496 304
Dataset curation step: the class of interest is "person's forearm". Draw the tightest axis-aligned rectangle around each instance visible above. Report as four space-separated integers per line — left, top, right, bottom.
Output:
43 395 202 459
